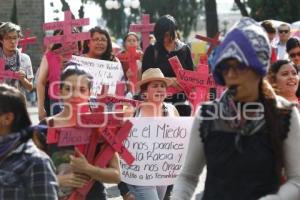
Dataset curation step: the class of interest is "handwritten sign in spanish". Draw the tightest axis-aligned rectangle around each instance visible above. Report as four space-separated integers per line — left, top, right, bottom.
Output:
70 55 124 97
120 117 193 186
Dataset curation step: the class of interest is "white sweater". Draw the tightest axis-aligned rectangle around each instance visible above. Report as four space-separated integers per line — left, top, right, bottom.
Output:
171 106 300 200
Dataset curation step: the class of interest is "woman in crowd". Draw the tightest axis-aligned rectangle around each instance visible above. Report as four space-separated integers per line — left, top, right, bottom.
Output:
268 60 299 108
37 29 80 119
0 22 33 93
82 26 134 200
286 37 300 70
117 32 143 94
0 84 58 200
142 14 194 117
40 66 121 199
172 17 300 200
83 26 117 62
126 68 179 200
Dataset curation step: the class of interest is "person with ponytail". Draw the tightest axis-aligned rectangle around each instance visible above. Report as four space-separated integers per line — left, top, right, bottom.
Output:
0 84 58 199
171 17 300 200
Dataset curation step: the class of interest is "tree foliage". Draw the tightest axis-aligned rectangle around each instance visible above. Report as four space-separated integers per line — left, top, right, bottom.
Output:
88 0 203 39
238 0 300 23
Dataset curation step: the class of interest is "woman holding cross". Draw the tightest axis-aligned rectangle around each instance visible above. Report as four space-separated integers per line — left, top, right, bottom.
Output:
39 65 121 200
142 15 194 117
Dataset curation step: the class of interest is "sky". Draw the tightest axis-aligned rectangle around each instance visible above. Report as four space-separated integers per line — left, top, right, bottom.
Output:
44 0 236 29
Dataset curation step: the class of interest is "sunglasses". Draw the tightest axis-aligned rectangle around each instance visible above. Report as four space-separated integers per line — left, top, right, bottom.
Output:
278 30 289 34
289 52 300 58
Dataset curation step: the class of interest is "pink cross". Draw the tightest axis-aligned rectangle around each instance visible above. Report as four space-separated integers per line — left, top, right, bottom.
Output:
43 11 90 54
129 14 155 52
117 46 141 92
195 32 221 56
0 58 19 80
168 56 225 114
47 105 135 200
94 82 141 113
18 29 37 53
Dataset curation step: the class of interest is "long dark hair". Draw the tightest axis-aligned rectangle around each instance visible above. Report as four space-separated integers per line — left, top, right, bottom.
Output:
0 84 31 132
83 26 115 61
259 80 292 177
154 15 177 45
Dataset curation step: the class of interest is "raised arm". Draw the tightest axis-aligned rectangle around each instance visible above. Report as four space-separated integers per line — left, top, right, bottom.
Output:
37 55 49 120
171 112 206 200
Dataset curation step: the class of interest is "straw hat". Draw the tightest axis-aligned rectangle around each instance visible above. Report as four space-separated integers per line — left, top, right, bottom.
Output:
136 68 172 90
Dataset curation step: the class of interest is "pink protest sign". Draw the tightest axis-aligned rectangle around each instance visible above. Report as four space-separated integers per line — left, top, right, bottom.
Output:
43 10 90 48
195 32 221 55
57 128 92 147
0 59 19 80
168 56 225 113
117 46 141 92
129 14 155 52
18 29 37 52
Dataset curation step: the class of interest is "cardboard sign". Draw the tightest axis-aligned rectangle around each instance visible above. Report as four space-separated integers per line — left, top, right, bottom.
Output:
0 59 19 80
129 14 155 52
195 32 221 55
70 55 124 97
117 46 141 92
18 29 37 52
43 10 90 55
120 117 193 186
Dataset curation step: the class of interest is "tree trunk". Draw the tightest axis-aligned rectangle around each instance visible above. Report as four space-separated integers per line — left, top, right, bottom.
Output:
205 0 218 37
234 0 249 16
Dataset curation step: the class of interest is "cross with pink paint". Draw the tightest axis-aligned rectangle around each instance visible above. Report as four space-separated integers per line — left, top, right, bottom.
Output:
94 82 141 113
195 32 221 56
47 105 135 200
129 14 155 52
117 46 142 92
168 56 225 114
18 29 37 53
0 58 19 80
43 10 90 54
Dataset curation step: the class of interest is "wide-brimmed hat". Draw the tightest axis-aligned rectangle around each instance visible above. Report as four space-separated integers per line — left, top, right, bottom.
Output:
136 68 172 90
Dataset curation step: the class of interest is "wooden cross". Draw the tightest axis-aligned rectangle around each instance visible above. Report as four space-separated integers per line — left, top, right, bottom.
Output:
18 29 37 53
47 105 134 200
94 82 141 113
129 14 155 52
43 11 90 54
195 32 221 56
168 56 225 114
0 58 19 80
117 46 141 92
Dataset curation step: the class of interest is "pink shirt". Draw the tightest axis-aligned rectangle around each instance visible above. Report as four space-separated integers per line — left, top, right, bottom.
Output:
46 51 62 100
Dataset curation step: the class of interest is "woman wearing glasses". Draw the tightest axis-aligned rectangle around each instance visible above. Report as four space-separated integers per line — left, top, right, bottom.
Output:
287 37 300 70
171 17 300 200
